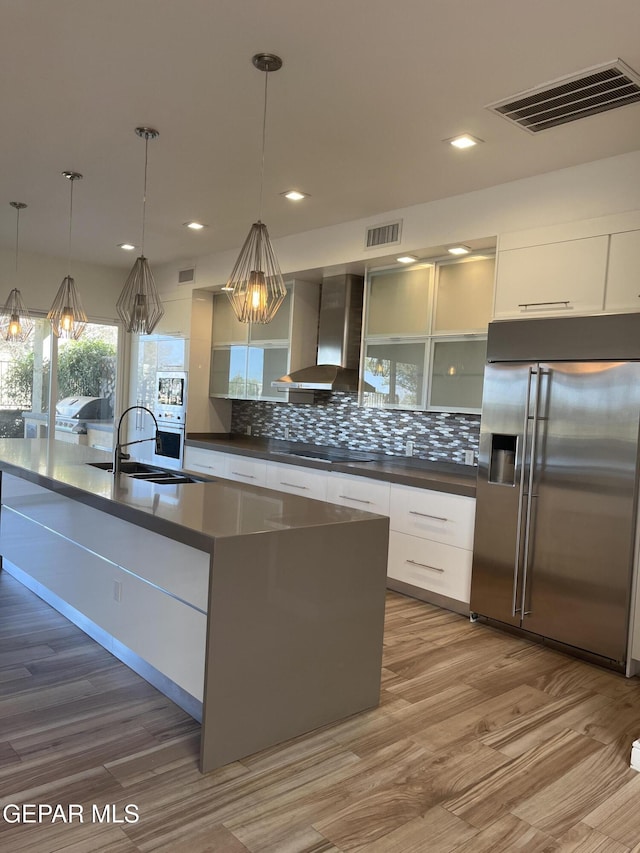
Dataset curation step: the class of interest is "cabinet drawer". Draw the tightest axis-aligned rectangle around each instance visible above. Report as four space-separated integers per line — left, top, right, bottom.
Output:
1 506 121 637
390 484 475 549
326 472 390 515
116 572 206 701
387 531 472 603
266 461 327 501
183 445 227 477
223 454 268 486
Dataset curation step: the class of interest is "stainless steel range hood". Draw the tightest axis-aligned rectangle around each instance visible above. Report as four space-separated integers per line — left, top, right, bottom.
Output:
272 274 366 392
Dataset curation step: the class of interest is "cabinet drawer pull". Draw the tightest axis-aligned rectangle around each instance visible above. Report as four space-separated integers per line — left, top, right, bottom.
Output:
280 481 309 490
231 471 255 479
405 559 444 573
338 494 372 504
409 510 448 522
517 300 571 309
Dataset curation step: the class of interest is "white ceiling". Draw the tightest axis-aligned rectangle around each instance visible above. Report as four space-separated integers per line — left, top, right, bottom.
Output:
2 0 640 270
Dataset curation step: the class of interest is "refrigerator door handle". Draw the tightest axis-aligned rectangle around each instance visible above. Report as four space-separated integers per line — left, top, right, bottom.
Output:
521 366 544 616
512 366 535 617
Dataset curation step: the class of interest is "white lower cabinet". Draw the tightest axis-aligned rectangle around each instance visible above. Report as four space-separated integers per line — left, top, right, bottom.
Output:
266 461 328 501
114 571 206 700
389 483 475 549
223 454 268 486
388 483 475 609
387 530 472 603
182 444 476 611
183 445 227 478
326 471 391 515
0 474 207 701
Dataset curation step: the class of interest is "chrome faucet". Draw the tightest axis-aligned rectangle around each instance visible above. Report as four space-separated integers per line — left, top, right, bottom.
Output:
113 405 162 476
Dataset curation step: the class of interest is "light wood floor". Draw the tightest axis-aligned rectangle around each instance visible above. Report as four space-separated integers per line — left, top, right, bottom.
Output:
2 572 640 853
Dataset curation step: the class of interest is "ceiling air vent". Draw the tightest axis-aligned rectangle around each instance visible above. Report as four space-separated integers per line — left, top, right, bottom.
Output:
177 267 196 285
365 219 402 249
487 59 640 133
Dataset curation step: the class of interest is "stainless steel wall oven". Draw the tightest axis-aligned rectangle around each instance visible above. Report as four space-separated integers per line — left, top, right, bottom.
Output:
152 371 187 469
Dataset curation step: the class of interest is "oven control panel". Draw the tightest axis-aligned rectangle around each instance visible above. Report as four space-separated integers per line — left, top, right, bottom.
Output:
155 410 183 422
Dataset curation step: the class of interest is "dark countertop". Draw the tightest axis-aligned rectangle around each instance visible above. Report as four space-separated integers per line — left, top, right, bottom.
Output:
0 439 384 551
185 434 477 498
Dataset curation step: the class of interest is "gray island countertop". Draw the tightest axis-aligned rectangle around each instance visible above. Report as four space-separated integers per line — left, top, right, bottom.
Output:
0 438 384 550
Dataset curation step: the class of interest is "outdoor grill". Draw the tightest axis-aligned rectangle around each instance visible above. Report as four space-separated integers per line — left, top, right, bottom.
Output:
54 396 111 435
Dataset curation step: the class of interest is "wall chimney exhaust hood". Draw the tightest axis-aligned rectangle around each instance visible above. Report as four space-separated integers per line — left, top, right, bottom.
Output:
272 274 368 392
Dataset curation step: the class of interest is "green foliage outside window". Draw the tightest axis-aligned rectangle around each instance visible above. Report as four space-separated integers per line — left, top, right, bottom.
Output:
4 338 117 407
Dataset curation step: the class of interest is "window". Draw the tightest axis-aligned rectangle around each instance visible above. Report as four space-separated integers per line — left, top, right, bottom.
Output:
0 318 120 444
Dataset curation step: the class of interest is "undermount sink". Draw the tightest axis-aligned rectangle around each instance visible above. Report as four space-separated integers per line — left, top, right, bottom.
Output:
86 461 205 484
88 461 162 474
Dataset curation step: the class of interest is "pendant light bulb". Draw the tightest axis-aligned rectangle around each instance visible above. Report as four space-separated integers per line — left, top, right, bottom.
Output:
225 54 287 325
116 127 164 335
61 307 74 332
8 315 21 339
0 203 34 343
48 172 87 340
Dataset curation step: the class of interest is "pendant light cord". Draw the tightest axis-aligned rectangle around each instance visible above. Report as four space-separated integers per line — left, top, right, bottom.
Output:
258 68 269 223
14 207 20 278
141 134 149 256
67 179 74 277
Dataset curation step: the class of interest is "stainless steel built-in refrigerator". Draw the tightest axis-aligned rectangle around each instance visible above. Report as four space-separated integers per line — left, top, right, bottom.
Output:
470 313 640 670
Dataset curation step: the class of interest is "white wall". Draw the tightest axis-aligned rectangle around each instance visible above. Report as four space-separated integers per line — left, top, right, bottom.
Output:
0 247 125 322
153 150 640 296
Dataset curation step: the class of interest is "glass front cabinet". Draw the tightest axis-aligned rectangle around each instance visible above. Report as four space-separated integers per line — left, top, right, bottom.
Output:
362 255 494 413
210 281 319 401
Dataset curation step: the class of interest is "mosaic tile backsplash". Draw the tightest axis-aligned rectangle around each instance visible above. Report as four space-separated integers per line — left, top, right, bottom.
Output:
231 393 480 464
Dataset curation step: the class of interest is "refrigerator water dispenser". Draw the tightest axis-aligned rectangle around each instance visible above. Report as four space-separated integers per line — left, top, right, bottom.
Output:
489 435 516 486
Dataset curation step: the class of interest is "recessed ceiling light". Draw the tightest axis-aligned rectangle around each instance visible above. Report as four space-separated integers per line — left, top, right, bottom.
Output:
447 244 472 255
281 190 309 201
118 243 136 251
397 255 418 264
447 134 483 149
184 221 207 230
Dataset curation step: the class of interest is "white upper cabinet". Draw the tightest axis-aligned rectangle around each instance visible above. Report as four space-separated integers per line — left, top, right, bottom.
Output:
604 230 640 313
434 257 494 333
210 281 319 401
211 292 249 344
494 212 640 321
362 256 492 413
367 266 432 336
494 236 608 318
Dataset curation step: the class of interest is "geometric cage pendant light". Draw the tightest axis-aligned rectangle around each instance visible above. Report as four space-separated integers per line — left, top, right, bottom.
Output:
225 54 287 325
0 201 34 343
116 127 164 334
47 171 88 340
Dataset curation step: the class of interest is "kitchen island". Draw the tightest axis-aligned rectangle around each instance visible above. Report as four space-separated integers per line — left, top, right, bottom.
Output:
0 439 389 773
